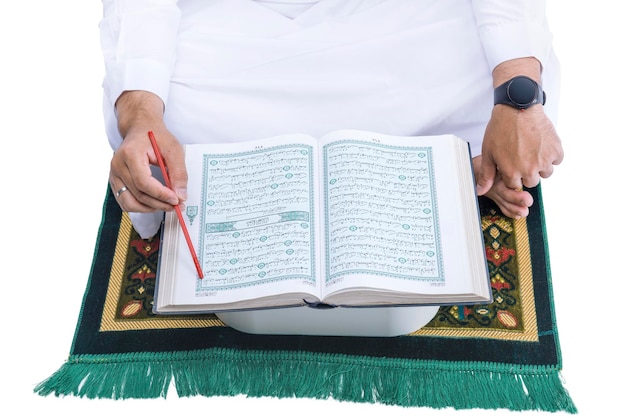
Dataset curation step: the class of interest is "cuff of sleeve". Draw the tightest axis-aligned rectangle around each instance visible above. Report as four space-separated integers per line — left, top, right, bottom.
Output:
479 21 553 73
106 58 172 108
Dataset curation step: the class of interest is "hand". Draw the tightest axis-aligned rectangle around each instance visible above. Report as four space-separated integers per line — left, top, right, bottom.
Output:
475 57 564 198
109 91 188 213
475 104 564 195
472 155 534 219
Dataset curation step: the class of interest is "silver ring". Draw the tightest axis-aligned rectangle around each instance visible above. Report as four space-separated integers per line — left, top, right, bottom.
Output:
116 186 128 198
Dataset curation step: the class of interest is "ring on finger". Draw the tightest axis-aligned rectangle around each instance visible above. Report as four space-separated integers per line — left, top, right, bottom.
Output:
116 186 128 198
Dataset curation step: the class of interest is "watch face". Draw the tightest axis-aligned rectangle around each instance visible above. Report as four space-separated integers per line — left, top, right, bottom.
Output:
507 76 538 106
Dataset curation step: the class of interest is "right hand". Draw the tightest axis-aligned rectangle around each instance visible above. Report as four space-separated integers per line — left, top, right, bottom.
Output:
109 90 188 213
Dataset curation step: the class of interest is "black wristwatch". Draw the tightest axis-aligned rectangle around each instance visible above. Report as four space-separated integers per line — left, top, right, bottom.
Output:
494 75 546 110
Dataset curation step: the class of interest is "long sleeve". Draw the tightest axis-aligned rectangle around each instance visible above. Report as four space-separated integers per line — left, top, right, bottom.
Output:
471 0 553 72
99 0 181 106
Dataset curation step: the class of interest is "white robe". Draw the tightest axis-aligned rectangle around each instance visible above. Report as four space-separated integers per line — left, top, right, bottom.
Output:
100 0 559 238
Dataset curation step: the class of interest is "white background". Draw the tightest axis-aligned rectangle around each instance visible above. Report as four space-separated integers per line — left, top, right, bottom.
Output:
1 1 622 416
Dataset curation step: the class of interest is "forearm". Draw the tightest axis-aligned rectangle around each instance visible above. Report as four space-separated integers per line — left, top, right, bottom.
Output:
492 57 542 87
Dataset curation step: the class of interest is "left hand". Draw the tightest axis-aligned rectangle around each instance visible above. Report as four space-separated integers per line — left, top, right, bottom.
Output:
475 103 564 195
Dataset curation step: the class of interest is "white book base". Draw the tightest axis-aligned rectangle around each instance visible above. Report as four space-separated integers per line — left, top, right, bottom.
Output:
217 304 440 337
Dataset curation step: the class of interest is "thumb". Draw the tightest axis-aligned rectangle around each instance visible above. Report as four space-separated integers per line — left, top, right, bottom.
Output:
475 155 496 196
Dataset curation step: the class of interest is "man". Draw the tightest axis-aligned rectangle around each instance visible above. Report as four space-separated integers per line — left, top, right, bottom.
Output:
100 0 563 238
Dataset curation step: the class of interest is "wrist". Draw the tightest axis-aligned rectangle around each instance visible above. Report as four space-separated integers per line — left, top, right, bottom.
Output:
491 101 545 130
116 90 165 138
494 75 545 111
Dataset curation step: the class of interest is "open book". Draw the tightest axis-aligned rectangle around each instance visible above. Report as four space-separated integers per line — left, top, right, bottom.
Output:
154 130 491 314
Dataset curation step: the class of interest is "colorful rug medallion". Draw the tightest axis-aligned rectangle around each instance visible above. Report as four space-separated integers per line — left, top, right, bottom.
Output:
35 186 576 413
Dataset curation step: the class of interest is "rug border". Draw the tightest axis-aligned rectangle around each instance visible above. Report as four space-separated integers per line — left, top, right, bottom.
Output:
413 215 539 341
100 211 223 331
67 186 563 366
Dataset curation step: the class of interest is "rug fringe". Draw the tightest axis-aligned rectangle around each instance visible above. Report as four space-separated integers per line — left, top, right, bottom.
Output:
34 349 577 413
34 355 172 399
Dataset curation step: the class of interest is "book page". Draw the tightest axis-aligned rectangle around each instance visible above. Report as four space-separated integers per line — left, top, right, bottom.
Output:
317 130 482 302
322 135 443 285
167 135 323 306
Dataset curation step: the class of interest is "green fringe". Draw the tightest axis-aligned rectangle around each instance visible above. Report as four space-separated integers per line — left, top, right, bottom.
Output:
34 348 577 413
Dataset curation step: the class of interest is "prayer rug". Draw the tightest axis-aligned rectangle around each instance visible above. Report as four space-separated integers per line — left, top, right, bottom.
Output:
35 185 576 413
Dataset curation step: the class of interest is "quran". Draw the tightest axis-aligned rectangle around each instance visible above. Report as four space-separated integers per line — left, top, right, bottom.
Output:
154 129 492 314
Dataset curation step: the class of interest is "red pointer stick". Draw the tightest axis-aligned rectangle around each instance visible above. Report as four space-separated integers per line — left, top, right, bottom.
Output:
148 131 204 279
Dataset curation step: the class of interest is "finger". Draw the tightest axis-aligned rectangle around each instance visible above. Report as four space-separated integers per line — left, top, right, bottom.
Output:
110 179 156 213
510 188 534 208
116 188 170 213
553 152 564 165
499 202 528 219
494 188 533 219
123 156 180 208
538 164 555 179
115 184 129 199
111 163 174 213
112 138 180 209
132 171 179 207
521 173 541 189
481 170 534 217
499 173 524 192
552 138 564 165
475 155 497 196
